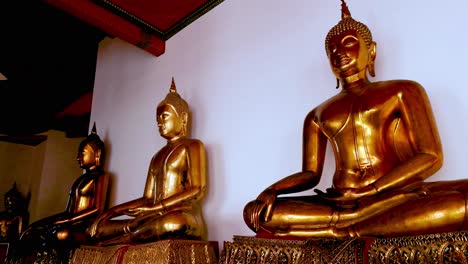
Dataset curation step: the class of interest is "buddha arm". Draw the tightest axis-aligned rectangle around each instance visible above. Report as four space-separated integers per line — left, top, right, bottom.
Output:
372 83 443 194
56 172 110 224
120 157 161 216
143 140 207 212
265 112 325 195
166 141 207 208
17 216 23 235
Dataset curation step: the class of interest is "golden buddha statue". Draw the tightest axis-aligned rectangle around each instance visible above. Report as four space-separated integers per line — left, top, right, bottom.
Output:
19 124 109 248
88 78 207 245
243 0 468 238
0 183 29 242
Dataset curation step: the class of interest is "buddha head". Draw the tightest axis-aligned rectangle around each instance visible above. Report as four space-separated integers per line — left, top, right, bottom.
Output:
156 78 190 141
4 183 23 214
325 0 376 80
77 123 105 170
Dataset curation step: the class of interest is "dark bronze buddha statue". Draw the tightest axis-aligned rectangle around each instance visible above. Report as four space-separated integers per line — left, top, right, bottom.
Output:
0 183 28 242
19 124 109 249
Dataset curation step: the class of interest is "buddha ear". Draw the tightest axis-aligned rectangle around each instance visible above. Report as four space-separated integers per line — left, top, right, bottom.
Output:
95 149 102 166
181 112 188 125
180 111 189 134
368 41 377 77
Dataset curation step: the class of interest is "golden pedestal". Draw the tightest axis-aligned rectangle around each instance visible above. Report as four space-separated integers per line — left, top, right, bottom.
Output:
221 232 468 264
368 232 468 263
71 239 218 264
0 243 9 263
220 236 368 263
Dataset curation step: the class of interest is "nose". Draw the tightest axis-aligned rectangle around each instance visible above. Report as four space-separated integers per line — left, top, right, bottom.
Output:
335 46 346 57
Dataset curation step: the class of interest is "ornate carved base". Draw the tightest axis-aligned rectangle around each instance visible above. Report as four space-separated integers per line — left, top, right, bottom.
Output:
368 232 468 263
221 232 468 264
3 242 75 264
220 236 368 264
70 239 218 264
0 243 9 263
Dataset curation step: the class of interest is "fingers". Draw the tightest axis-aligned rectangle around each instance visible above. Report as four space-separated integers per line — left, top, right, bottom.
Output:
264 203 273 222
88 224 96 237
252 202 262 230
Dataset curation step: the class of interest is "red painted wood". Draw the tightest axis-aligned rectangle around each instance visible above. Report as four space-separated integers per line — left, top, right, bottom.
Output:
44 0 166 56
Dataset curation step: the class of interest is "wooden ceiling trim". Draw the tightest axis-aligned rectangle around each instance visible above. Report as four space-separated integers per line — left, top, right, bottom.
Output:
93 0 225 40
44 0 166 56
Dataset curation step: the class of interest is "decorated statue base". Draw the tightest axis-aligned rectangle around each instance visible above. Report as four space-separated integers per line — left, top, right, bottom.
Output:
0 243 9 263
70 239 218 264
221 232 468 264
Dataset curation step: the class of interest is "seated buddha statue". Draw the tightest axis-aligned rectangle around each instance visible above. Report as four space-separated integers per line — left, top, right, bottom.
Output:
0 183 29 242
244 0 468 238
19 124 109 249
88 78 207 246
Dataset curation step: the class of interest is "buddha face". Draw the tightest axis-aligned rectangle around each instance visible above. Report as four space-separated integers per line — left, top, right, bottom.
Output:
327 29 373 79
4 195 18 213
157 104 186 140
77 144 97 170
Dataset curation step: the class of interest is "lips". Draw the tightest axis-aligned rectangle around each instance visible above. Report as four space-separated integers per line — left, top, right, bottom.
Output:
335 56 351 67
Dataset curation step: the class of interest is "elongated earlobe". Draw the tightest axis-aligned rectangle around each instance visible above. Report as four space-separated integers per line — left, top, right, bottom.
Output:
95 149 101 167
182 112 188 136
368 41 377 77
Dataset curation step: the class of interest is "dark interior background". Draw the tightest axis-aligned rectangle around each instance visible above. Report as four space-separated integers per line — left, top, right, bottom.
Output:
0 0 224 146
0 1 107 142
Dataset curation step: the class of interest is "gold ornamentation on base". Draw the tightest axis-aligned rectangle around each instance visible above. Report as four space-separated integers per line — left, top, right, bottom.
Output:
223 232 468 264
221 236 366 264
368 232 468 264
71 239 217 264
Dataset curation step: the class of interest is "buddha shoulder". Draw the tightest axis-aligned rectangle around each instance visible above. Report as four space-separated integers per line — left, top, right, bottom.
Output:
167 138 205 154
371 79 426 94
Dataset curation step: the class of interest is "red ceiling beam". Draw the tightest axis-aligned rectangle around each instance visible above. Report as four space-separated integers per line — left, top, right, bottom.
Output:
43 0 165 56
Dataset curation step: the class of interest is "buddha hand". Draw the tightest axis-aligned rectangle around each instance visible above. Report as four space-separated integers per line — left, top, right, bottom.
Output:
315 185 378 202
250 188 277 230
88 211 111 237
126 206 154 216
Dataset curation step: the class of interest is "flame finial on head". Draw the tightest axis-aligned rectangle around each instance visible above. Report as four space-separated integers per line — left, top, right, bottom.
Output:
170 77 177 93
5 182 21 201
341 0 351 19
158 77 189 116
91 122 97 135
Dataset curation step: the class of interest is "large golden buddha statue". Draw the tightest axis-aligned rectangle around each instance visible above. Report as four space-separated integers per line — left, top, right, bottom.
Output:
244 1 468 238
88 78 207 245
19 124 109 248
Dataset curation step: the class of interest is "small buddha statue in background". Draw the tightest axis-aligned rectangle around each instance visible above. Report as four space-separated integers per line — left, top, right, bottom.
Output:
19 123 109 249
244 0 468 238
0 183 29 242
88 78 208 245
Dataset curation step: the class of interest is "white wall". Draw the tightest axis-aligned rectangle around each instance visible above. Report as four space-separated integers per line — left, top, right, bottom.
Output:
0 141 44 215
0 131 84 223
34 130 84 220
90 0 468 244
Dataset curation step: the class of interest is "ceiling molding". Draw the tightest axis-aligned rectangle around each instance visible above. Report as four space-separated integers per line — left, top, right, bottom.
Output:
93 0 225 41
44 0 166 57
